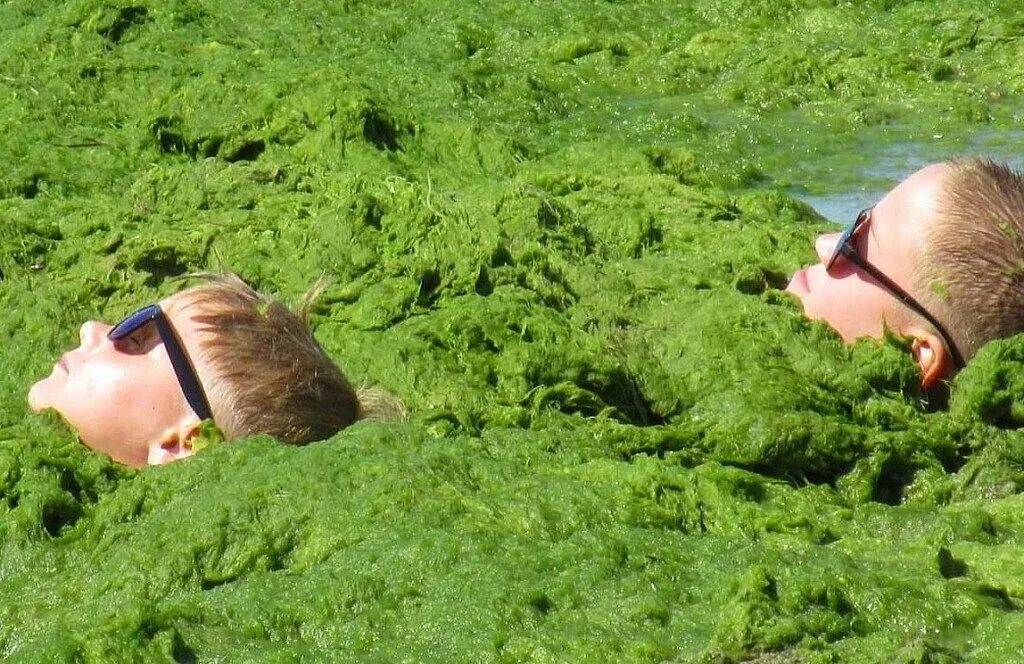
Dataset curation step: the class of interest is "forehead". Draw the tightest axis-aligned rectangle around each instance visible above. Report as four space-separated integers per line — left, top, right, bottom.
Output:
877 164 950 219
157 290 207 336
869 164 951 245
160 290 193 317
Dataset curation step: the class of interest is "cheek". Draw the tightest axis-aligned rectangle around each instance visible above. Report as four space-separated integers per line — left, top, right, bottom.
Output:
66 366 154 466
797 277 890 341
39 360 133 430
73 362 133 407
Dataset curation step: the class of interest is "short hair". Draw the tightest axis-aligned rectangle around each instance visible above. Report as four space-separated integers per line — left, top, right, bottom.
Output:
919 158 1024 361
176 274 404 443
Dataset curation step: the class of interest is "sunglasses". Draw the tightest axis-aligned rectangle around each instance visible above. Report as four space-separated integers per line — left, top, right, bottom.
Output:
107 304 214 422
828 208 965 369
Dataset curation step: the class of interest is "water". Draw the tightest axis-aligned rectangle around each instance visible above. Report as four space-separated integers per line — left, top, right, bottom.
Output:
790 129 1024 224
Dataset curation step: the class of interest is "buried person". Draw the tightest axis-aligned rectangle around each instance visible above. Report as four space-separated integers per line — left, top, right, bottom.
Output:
28 273 404 467
787 157 1024 388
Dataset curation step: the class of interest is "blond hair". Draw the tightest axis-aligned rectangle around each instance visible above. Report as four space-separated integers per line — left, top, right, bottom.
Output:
919 158 1024 361
177 274 404 443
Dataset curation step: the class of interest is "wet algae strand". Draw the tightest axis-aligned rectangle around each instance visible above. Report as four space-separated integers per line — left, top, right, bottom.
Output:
1 0 1024 661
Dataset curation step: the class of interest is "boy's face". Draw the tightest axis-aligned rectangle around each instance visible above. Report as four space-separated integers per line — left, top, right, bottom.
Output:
27 293 208 467
786 163 949 343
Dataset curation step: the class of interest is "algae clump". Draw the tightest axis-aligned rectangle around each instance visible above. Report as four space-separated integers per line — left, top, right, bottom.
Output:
1 0 1024 661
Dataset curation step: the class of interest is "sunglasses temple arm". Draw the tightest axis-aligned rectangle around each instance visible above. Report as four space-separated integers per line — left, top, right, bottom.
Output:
154 317 214 421
850 256 966 368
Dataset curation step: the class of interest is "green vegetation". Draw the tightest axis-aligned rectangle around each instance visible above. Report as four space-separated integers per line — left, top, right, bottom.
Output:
1 0 1023 660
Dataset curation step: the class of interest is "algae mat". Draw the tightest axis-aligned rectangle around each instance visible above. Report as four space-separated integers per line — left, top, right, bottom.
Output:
2 0 1024 661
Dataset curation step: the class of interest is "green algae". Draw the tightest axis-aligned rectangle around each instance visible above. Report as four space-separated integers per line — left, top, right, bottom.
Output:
2 0 1024 661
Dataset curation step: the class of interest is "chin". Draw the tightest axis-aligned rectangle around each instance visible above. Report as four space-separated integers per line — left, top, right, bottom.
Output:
27 380 53 413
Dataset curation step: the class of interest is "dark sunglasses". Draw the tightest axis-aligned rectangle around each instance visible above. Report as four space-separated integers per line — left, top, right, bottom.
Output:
828 208 965 369
107 304 214 422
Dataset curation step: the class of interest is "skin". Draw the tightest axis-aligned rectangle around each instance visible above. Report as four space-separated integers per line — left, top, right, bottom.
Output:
27 293 206 467
786 163 954 388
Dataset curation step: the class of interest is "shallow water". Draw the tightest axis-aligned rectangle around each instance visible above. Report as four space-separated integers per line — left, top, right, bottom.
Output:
792 129 1024 222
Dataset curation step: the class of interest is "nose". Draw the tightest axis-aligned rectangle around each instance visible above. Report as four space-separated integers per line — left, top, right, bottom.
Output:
815 232 841 264
79 320 112 347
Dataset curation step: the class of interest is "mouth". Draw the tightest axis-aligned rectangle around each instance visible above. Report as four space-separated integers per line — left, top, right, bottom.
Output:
57 353 70 373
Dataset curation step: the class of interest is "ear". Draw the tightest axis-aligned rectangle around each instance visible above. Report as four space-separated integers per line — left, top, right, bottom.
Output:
146 418 203 466
910 330 952 390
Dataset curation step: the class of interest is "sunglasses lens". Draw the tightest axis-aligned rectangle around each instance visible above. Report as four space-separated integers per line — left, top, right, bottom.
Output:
827 210 870 271
108 304 161 340
827 223 856 270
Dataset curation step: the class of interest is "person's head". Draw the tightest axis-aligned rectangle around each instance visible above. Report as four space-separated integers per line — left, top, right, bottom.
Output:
28 274 403 467
787 158 1024 387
